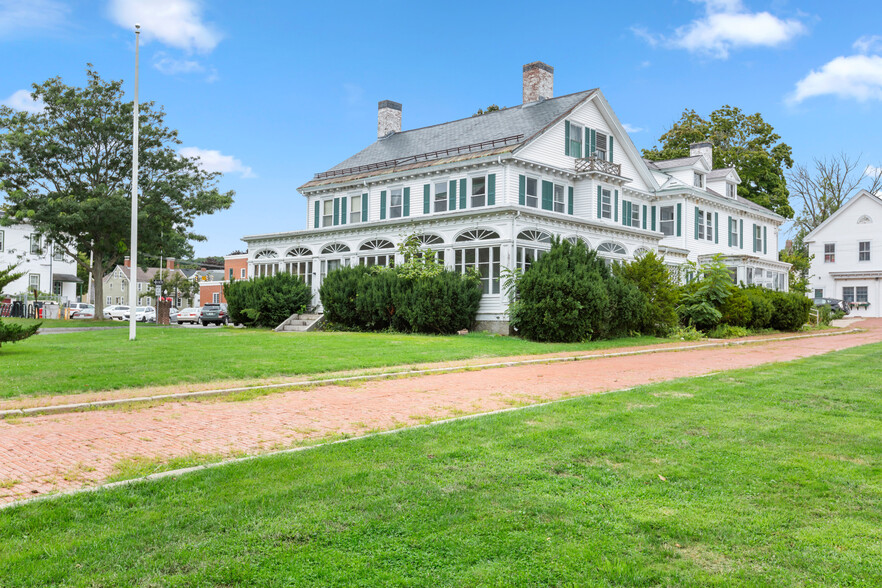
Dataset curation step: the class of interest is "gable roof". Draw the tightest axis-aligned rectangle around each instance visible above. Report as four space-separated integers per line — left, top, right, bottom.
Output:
644 156 704 171
804 189 882 242
300 90 595 190
104 265 186 283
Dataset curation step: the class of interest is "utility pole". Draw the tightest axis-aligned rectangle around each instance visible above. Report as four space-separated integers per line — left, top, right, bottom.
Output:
128 23 140 340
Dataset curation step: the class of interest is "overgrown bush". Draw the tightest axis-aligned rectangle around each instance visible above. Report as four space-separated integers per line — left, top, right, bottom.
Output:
356 269 398 331
394 271 483 334
742 287 774 329
707 324 751 339
224 272 313 328
768 290 813 331
676 256 732 331
604 275 648 339
719 287 753 327
319 265 370 328
613 250 679 336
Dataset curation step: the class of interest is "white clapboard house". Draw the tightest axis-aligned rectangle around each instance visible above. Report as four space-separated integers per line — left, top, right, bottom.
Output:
806 189 882 317
243 62 789 332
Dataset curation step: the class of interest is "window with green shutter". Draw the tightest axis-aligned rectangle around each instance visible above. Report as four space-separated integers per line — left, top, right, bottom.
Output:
333 198 339 226
449 180 456 211
519 175 526 206
623 200 631 226
459 178 466 209
350 194 363 223
568 122 582 157
380 191 387 220
541 180 553 211
341 196 347 225
423 184 430 214
676 203 682 236
403 187 410 217
362 193 368 222
314 200 320 229
389 188 403 218
487 174 496 206
434 181 447 213
642 205 647 229
614 190 619 222
568 187 574 215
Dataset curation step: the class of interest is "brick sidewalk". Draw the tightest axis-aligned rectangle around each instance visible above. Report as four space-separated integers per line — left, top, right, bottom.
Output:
2 320 881 504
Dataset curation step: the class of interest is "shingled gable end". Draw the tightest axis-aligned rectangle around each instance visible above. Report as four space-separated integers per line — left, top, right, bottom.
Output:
243 63 790 333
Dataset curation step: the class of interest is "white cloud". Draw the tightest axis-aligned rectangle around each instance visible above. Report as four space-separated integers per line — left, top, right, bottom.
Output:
623 123 644 133
108 0 222 53
179 147 254 178
867 165 882 177
635 0 805 59
0 0 69 37
1 89 45 113
790 54 882 103
153 52 204 75
854 35 882 55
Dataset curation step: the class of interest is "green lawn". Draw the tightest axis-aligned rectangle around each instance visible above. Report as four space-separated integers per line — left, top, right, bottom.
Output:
3 317 135 329
2 344 880 586
0 327 663 399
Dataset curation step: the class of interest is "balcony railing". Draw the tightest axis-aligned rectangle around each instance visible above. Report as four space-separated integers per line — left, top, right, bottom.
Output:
575 157 621 177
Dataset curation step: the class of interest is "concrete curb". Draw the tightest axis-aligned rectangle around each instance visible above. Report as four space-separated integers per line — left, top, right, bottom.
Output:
0 328 862 419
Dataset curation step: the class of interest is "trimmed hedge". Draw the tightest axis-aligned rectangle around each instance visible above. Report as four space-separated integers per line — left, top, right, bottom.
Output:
319 265 482 334
224 273 313 328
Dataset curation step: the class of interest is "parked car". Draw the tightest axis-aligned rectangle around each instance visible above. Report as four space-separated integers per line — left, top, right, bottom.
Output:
177 307 200 325
105 305 130 320
123 306 156 322
69 303 95 319
168 307 179 323
814 297 850 314
199 303 228 326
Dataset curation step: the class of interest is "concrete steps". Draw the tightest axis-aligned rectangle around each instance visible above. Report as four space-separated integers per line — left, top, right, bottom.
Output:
274 313 324 333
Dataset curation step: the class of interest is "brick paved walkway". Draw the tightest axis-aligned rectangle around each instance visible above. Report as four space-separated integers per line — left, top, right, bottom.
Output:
2 319 881 504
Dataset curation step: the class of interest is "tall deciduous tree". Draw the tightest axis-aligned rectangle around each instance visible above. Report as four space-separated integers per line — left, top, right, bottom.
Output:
0 66 234 319
643 106 795 218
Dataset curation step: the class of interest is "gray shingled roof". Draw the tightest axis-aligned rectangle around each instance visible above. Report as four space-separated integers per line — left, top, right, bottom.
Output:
644 155 703 170
707 168 736 179
325 91 595 174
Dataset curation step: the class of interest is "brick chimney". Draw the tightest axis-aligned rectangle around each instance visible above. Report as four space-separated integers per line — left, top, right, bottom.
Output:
523 61 553 104
377 100 402 139
124 256 131 268
690 142 713 166
166 257 176 270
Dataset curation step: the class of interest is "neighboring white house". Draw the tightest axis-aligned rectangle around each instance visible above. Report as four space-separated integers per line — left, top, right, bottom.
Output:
242 62 789 332
0 213 81 302
805 189 882 317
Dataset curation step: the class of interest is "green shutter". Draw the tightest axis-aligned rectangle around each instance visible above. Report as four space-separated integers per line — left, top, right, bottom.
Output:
614 190 619 222
488 174 496 206
584 127 590 156
564 121 571 156
362 193 368 222
677 203 682 236
567 186 573 215
380 190 387 220
519 175 526 206
608 136 614 162
459 178 466 209
728 217 733 247
541 180 553 211
403 187 410 217
714 212 719 244
341 196 347 225
694 207 700 240
423 184 430 214
651 206 656 231
590 129 596 157
763 226 767 254
333 197 339 226
314 200 320 228
449 180 456 211
739 219 743 249
642 205 647 229
752 223 757 252
623 200 630 226
596 186 602 218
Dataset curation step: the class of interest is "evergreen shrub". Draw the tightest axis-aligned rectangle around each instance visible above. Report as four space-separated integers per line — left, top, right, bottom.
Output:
318 265 370 328
613 250 679 336
768 290 813 331
224 272 313 328
742 287 774 329
719 287 753 327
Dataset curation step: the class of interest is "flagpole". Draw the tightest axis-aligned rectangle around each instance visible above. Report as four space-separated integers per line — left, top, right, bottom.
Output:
129 23 140 341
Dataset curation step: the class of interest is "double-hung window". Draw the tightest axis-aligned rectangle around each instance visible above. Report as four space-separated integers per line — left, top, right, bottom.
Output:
726 183 736 198
434 181 448 213
471 176 486 208
729 218 739 246
553 184 565 213
525 177 538 208
349 194 362 223
389 188 403 218
30 233 41 255
754 225 763 252
631 202 640 227
824 243 835 263
594 132 608 160
697 208 712 241
660 206 675 236
29 274 40 292
694 173 705 188
857 286 869 303
600 188 612 219
240 268 246 279
322 200 334 227
859 241 870 261
842 287 855 303
569 123 582 158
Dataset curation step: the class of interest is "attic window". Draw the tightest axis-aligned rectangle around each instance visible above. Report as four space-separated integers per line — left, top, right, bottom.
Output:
594 132 608 160
694 172 705 188
726 183 736 198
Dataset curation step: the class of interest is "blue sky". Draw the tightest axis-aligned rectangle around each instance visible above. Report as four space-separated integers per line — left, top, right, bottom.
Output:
2 0 881 256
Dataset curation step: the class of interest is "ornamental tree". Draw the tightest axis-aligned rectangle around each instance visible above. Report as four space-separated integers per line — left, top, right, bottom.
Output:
0 264 40 348
643 106 794 218
0 66 234 320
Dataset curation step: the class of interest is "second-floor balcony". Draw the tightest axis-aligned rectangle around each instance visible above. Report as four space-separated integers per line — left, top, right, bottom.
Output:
575 157 622 177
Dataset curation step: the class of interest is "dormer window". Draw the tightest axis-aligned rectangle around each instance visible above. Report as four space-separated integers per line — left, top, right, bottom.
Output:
726 183 736 198
693 172 705 188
